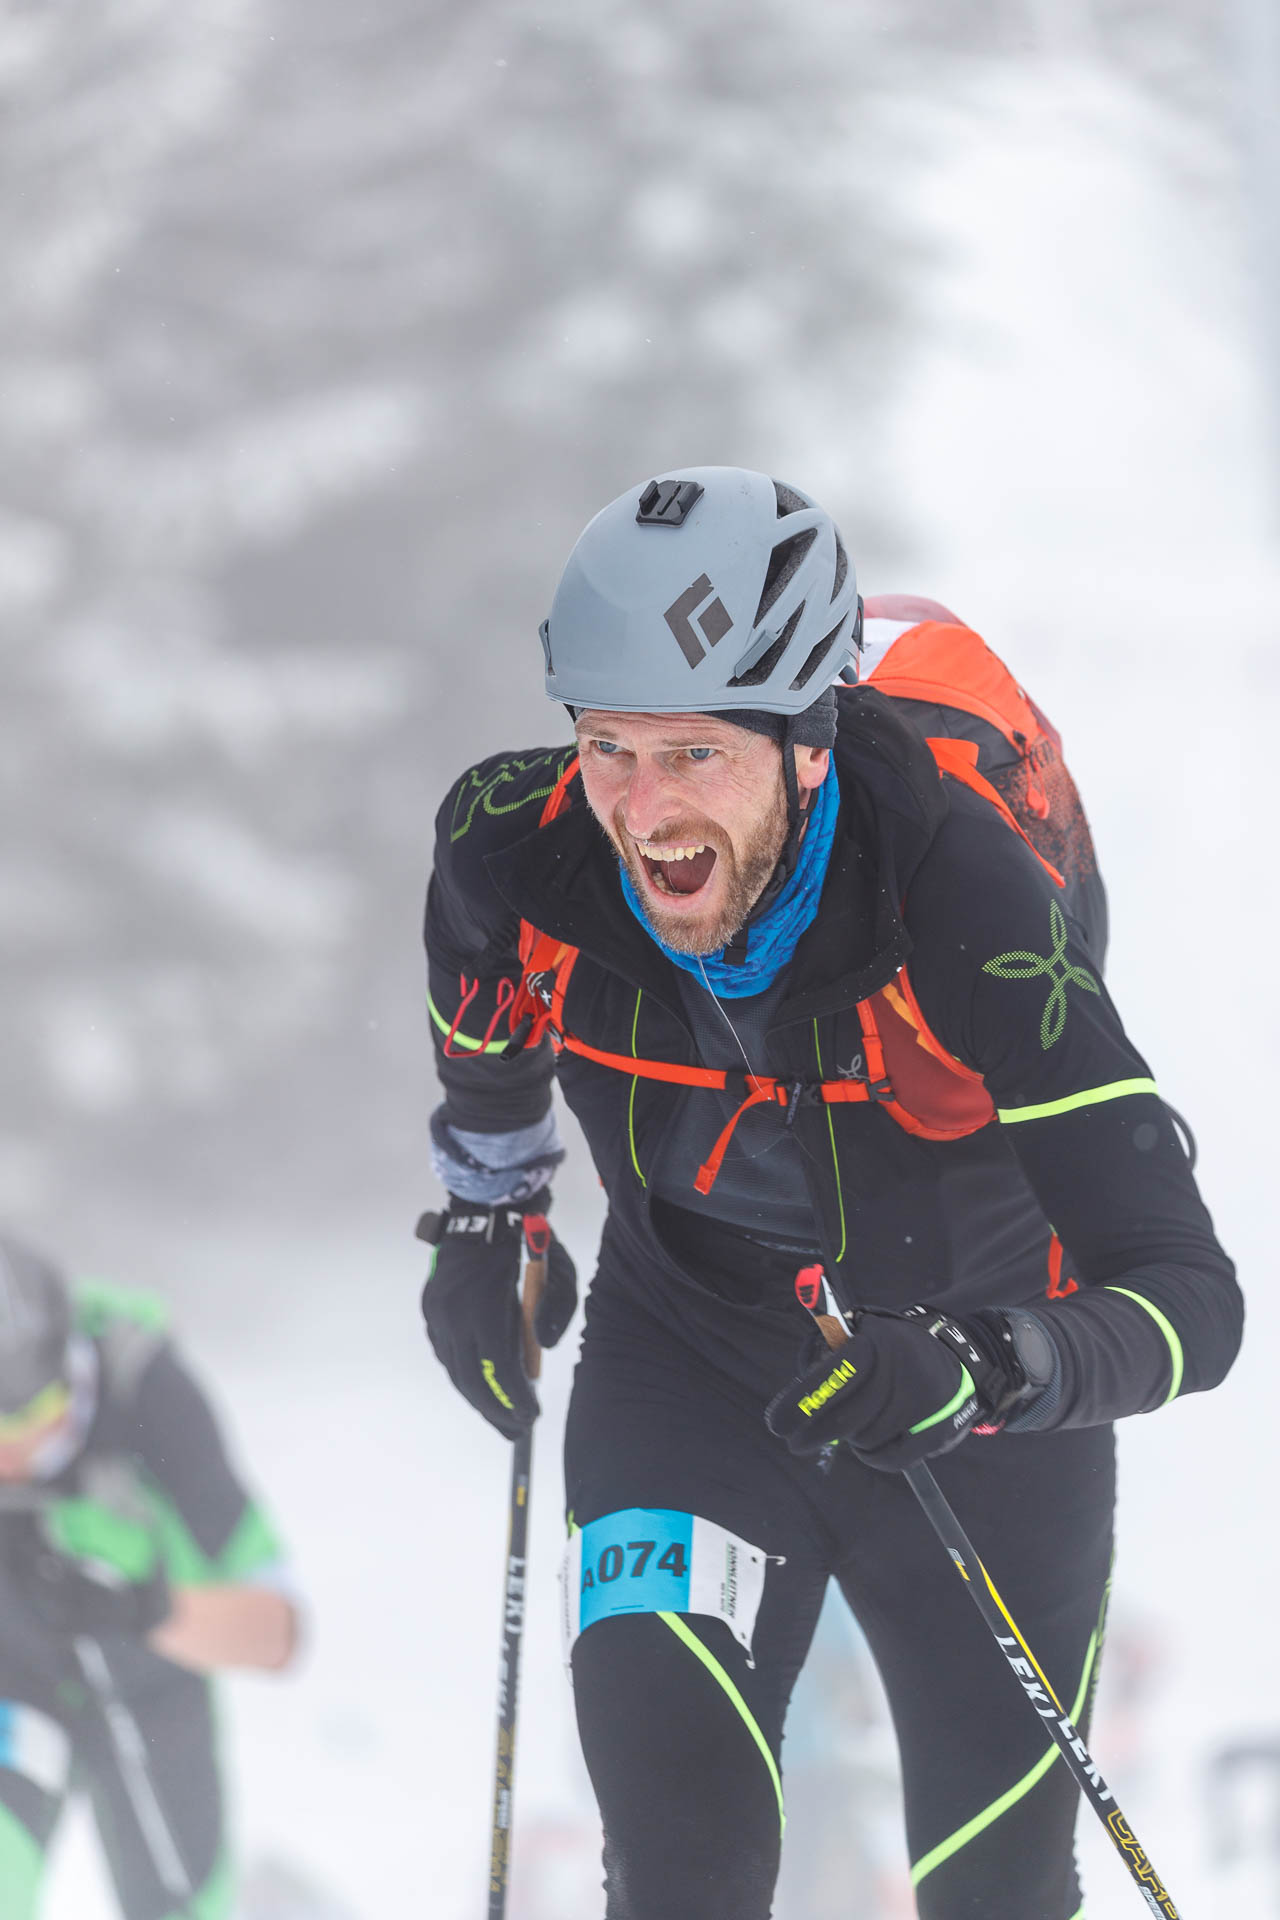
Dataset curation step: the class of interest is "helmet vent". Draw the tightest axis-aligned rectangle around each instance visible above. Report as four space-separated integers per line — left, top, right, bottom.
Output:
789 621 846 692
752 530 816 627
831 534 848 603
729 605 803 687
772 480 809 518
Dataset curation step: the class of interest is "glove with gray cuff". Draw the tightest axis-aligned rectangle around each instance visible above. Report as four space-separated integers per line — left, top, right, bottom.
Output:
417 1188 577 1440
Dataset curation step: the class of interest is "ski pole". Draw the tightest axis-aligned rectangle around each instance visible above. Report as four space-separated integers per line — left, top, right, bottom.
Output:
901 1462 1180 1918
74 1634 195 1911
487 1235 547 1920
801 1279 1182 1919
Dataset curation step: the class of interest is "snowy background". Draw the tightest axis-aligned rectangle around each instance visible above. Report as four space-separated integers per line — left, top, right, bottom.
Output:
6 1 1279 1914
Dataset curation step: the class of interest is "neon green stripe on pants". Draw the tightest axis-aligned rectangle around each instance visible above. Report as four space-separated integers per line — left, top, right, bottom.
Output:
910 1627 1101 1887
658 1613 785 1836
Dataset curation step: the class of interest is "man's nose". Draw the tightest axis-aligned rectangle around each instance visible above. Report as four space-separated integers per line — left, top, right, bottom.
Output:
620 758 682 840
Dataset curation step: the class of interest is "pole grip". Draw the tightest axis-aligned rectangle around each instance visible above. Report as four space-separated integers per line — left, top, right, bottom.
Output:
814 1312 849 1351
521 1255 546 1381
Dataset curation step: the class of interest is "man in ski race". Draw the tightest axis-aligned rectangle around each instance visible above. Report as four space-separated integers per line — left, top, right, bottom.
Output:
418 467 1241 1918
0 1231 298 1919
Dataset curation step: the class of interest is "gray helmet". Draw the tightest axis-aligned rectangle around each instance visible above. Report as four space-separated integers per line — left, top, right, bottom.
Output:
0 1234 72 1417
540 467 861 718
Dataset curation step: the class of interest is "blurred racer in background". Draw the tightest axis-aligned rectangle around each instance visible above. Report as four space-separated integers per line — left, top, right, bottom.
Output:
0 1231 298 1920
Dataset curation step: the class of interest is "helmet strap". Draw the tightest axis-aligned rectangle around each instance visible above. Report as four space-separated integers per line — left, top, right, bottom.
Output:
721 725 811 966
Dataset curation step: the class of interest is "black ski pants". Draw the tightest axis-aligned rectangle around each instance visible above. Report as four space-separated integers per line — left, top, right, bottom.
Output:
565 1301 1114 1920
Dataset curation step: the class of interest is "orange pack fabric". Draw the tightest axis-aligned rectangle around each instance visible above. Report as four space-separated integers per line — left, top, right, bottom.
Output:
867 619 1102 900
924 738 1063 888
857 987 995 1140
865 621 1041 741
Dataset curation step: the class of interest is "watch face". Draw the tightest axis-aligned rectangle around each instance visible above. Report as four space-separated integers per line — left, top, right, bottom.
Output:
1010 1316 1057 1388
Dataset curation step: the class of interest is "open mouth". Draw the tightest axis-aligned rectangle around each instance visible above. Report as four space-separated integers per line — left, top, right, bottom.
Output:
634 838 719 899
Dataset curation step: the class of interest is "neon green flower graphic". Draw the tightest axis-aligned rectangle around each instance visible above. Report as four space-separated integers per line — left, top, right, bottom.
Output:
450 749 576 841
982 899 1100 1050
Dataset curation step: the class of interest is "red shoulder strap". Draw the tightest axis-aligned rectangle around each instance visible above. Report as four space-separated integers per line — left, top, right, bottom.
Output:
514 754 584 1035
517 755 583 967
541 754 580 824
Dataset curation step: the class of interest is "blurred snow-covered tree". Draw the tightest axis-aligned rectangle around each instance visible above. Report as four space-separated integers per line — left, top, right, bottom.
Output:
1 0 1239 1237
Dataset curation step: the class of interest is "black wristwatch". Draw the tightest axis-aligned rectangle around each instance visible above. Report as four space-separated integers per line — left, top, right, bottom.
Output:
1004 1311 1059 1390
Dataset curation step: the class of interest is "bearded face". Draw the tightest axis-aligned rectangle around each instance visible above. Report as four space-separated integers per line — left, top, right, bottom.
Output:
575 712 822 956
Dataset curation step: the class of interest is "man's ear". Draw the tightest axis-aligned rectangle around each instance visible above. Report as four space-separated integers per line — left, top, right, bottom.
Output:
794 745 830 799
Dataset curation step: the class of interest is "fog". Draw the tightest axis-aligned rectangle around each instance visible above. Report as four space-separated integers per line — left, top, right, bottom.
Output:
5 2 1277 1915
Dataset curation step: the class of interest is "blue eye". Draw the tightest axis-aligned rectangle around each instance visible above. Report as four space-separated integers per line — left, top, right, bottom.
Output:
594 740 619 756
687 747 714 763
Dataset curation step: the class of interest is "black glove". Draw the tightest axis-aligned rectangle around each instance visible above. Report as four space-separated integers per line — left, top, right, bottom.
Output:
765 1305 1051 1470
11 1520 172 1640
417 1190 578 1439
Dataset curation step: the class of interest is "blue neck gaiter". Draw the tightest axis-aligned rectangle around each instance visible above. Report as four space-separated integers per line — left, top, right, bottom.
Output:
619 761 840 998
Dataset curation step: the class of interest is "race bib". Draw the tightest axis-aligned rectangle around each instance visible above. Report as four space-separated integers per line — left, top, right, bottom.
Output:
560 1507 776 1668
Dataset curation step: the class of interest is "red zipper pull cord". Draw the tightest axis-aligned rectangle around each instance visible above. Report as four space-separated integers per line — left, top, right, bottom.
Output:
441 974 516 1057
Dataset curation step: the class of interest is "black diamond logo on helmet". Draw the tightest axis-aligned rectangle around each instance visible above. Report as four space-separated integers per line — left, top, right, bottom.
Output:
664 575 734 668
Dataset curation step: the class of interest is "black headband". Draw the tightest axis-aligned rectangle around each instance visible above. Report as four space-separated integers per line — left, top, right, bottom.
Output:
567 683 840 750
709 683 839 750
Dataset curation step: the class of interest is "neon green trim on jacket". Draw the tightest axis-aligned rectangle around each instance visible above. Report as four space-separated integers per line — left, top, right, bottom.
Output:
628 989 647 1188
47 1499 158 1582
909 1366 975 1435
46 1477 282 1602
996 1077 1158 1125
1106 1286 1184 1403
151 1493 283 1588
910 1625 1100 1887
658 1612 785 1836
426 990 511 1056
73 1280 169 1338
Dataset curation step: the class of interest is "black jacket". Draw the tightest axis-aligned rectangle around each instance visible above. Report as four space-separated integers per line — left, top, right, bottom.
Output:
424 691 1241 1420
